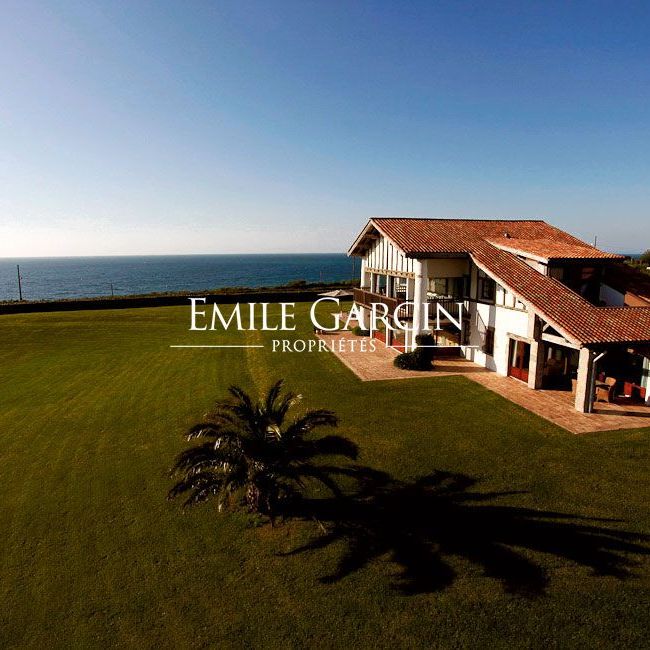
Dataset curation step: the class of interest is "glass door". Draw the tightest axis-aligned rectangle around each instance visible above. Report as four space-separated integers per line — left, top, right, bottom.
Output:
508 339 530 382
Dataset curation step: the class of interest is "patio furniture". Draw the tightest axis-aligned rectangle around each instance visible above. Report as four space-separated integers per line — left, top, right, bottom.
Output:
623 382 647 404
595 377 617 403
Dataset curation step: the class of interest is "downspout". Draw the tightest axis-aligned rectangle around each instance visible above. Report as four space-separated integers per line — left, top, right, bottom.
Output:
587 350 607 414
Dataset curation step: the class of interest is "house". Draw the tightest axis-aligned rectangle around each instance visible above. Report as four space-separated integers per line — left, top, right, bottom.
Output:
347 218 650 413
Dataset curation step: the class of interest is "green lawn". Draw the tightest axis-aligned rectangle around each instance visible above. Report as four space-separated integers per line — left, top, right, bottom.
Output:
1 303 649 648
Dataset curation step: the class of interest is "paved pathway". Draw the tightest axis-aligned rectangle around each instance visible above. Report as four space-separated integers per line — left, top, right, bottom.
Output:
318 331 650 434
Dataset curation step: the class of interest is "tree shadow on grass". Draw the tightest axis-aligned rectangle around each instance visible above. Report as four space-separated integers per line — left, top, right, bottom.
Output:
282 468 650 597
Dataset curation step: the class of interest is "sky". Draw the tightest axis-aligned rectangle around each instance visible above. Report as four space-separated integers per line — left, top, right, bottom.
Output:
0 1 648 256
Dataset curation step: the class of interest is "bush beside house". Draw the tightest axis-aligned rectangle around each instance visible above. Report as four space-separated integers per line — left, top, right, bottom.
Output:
393 334 435 370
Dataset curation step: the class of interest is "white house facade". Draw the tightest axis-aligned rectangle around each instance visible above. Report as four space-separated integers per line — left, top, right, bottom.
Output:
348 218 650 413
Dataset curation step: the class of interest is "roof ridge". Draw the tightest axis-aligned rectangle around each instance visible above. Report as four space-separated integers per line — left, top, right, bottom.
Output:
371 216 546 222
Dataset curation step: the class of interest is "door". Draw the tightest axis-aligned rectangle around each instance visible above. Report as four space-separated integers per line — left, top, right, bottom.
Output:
508 339 530 382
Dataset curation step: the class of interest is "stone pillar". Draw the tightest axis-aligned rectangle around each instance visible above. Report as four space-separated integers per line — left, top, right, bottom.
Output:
527 341 545 389
574 347 594 413
527 314 544 389
410 259 428 350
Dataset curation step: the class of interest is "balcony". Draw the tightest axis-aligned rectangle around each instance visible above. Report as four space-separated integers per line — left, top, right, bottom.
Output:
353 288 462 322
353 288 412 319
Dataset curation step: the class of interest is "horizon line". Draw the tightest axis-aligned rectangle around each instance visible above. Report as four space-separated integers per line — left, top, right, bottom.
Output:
0 250 641 260
0 251 348 260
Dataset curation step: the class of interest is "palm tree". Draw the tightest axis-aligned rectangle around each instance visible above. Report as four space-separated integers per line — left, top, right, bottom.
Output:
168 380 357 524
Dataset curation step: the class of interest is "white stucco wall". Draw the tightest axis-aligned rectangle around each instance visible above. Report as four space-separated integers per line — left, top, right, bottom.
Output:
363 236 468 279
427 258 469 278
523 259 548 274
464 302 529 374
599 283 625 306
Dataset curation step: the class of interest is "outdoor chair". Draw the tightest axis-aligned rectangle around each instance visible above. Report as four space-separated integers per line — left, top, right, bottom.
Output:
595 377 617 403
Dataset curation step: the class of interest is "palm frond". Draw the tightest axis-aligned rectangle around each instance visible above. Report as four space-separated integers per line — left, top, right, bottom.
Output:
285 410 339 439
185 421 238 440
167 472 224 505
274 390 302 422
227 385 254 408
264 380 285 413
170 442 244 476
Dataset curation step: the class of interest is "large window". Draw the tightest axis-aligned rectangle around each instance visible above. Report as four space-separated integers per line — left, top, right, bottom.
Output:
477 269 496 303
429 277 449 295
428 277 466 299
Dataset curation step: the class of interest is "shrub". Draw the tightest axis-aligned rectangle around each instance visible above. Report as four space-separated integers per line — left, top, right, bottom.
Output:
640 249 650 265
394 352 420 370
393 333 435 371
414 334 435 367
352 325 371 336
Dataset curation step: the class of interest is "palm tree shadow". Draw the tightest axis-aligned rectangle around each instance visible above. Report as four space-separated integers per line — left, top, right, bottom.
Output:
283 468 650 597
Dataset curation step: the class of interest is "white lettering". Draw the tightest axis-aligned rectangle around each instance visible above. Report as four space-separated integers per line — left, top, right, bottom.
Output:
310 297 341 331
343 303 366 330
436 302 463 331
189 297 207 330
211 303 243 331
280 303 296 331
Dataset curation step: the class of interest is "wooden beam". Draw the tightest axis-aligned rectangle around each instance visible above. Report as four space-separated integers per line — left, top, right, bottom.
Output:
541 333 580 350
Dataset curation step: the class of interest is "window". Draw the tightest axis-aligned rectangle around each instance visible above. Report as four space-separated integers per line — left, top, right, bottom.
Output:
462 275 471 299
477 270 496 302
429 277 448 295
450 277 466 300
482 326 495 355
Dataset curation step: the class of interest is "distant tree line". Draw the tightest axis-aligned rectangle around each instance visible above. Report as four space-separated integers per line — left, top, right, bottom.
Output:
627 249 650 275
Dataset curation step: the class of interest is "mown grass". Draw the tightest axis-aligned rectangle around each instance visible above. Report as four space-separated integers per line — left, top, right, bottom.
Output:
0 303 649 648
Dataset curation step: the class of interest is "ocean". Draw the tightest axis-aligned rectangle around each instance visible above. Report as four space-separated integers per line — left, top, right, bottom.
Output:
0 254 356 302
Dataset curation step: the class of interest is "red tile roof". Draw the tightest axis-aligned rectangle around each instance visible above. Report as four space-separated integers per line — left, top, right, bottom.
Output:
365 217 592 257
471 243 650 345
487 237 623 261
348 218 650 345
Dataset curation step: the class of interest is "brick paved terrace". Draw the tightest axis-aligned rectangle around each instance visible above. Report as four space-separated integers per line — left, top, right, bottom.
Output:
318 330 650 434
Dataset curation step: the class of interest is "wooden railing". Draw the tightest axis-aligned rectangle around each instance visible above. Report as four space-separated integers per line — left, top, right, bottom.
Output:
353 288 411 319
426 297 461 322
353 288 462 322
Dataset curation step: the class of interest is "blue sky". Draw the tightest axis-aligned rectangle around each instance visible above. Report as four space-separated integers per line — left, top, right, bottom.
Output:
1 1 648 256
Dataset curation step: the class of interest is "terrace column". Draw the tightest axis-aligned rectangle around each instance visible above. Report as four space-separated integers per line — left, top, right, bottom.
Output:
360 258 370 288
574 347 595 413
527 342 545 389
410 259 428 350
527 314 545 390
642 356 650 406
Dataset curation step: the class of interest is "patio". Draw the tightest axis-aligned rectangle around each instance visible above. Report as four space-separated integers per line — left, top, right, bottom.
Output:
318 330 650 434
